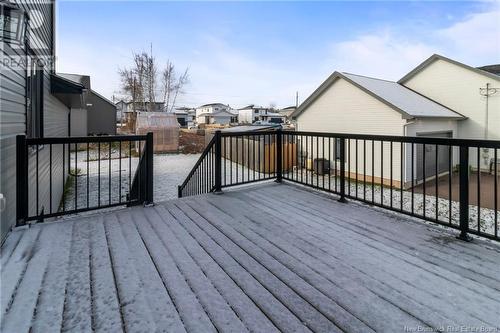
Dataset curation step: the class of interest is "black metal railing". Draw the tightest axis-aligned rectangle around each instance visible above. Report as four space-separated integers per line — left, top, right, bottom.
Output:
180 129 500 241
16 132 154 225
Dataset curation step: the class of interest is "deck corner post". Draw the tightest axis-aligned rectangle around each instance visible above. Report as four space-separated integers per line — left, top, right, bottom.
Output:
177 185 183 198
275 128 283 183
145 132 154 205
214 130 223 194
457 145 472 241
16 134 28 226
338 137 347 203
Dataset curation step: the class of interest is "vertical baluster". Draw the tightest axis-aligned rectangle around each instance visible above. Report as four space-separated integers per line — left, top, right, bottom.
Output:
109 141 112 205
423 143 426 218
355 139 358 198
119 141 122 203
49 144 52 214
390 141 393 208
62 143 66 211
371 140 374 203
494 148 498 237
381 140 384 205
347 139 350 196
363 140 366 200
401 141 404 212
129 141 132 202
436 144 439 222
449 145 452 225
477 147 481 232
36 144 39 216
411 143 414 214
87 142 90 208
75 143 78 210
98 142 101 207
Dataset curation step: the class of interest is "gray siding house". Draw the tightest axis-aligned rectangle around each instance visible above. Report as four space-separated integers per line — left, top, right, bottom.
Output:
59 73 117 135
0 0 85 242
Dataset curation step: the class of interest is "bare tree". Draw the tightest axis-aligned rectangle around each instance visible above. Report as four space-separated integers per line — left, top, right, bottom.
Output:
118 47 189 113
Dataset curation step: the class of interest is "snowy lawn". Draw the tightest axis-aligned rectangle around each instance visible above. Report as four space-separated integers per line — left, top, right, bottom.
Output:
64 152 201 211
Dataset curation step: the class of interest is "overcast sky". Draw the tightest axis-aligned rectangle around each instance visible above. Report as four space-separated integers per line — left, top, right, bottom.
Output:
56 1 500 109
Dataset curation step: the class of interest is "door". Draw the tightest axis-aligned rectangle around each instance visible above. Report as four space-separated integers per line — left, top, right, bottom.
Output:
416 132 452 182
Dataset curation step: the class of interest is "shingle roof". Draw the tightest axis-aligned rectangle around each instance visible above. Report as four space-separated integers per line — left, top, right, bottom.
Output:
292 71 465 120
342 73 464 119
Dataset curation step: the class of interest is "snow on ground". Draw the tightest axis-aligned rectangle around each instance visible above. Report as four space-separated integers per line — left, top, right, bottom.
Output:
62 149 498 237
65 151 201 211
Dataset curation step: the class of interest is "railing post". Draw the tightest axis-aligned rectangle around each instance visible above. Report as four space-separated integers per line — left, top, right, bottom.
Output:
177 185 182 198
457 146 472 241
16 135 28 226
276 129 282 183
338 137 347 203
214 130 222 194
145 132 154 205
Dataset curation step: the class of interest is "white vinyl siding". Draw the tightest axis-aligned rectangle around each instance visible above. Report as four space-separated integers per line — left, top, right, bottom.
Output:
296 77 406 184
402 59 500 141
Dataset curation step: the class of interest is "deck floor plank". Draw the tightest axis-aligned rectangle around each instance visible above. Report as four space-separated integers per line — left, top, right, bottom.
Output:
170 200 344 333
31 222 74 333
2 182 500 333
261 185 500 282
140 207 249 333
61 220 93 332
134 207 217 333
87 216 124 333
237 187 500 327
245 187 500 315
167 201 312 333
160 203 281 333
116 211 186 333
200 194 433 332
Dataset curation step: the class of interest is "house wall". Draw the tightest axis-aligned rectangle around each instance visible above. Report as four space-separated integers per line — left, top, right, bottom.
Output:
87 91 117 135
296 77 407 184
238 109 254 124
0 0 69 242
70 108 88 136
402 58 500 169
403 59 500 140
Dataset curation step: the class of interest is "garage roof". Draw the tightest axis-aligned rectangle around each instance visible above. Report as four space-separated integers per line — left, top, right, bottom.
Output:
292 71 465 120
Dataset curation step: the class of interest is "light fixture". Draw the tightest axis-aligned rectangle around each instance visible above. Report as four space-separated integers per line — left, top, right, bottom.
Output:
0 2 26 45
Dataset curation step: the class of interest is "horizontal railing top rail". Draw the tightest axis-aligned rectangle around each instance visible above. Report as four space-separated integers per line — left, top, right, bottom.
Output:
180 129 499 242
287 130 500 148
25 134 149 145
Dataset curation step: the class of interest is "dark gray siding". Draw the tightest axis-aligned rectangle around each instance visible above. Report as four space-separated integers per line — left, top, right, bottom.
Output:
87 91 117 135
1 0 69 242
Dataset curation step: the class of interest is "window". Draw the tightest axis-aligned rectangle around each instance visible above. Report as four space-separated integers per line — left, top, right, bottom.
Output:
26 57 43 138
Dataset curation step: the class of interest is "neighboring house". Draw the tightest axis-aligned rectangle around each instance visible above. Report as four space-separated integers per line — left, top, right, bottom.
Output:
195 103 237 125
261 112 286 124
175 107 196 127
237 105 271 124
197 110 238 125
58 73 117 135
292 71 464 188
0 0 86 241
115 100 128 123
399 54 500 169
279 106 297 121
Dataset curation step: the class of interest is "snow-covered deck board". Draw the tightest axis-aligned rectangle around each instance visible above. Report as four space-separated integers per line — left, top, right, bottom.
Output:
1 183 500 332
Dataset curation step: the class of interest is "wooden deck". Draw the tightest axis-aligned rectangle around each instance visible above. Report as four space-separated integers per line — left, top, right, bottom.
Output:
1 183 500 332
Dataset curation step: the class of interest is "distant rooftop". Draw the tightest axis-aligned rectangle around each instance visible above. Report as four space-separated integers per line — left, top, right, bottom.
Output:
477 64 500 76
